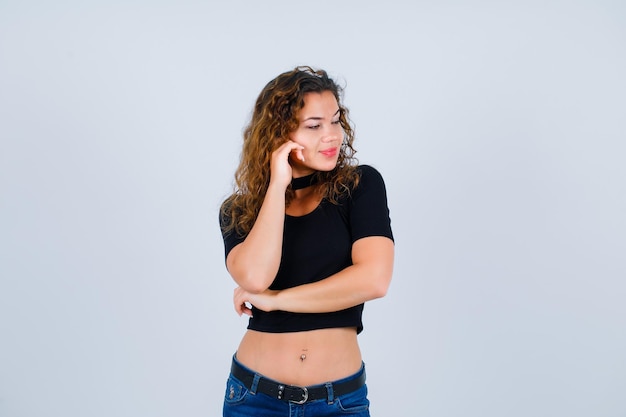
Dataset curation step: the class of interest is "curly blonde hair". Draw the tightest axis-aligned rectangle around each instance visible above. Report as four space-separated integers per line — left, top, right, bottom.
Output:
221 66 360 237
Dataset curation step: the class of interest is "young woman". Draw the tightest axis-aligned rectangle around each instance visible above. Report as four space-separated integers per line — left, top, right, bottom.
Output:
219 66 394 416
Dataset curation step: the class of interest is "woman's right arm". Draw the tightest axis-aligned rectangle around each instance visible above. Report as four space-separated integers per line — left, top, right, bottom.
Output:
225 141 304 294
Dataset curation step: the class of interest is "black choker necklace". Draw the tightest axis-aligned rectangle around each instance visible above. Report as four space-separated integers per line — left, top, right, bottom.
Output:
291 172 320 190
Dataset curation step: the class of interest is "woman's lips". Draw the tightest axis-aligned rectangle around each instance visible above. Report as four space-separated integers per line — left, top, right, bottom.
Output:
320 148 338 157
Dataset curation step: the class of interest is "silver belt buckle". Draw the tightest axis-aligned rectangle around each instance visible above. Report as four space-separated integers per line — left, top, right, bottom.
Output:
291 386 308 404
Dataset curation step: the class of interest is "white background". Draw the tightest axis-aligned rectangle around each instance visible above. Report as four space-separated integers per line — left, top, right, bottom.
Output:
1 1 625 416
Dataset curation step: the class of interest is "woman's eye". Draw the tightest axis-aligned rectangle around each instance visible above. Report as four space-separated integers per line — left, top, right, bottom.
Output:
307 124 320 129
331 119 340 125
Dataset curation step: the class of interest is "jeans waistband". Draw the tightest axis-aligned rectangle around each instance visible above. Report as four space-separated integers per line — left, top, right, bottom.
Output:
230 355 366 404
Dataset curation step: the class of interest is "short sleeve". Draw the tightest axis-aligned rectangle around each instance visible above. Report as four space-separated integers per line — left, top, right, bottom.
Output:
349 165 394 243
219 203 246 260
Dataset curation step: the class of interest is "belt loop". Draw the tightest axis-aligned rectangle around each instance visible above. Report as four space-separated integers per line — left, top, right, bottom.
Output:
250 373 261 395
325 382 334 404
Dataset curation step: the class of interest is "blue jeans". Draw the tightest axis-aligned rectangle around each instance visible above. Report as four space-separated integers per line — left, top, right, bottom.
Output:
223 356 370 417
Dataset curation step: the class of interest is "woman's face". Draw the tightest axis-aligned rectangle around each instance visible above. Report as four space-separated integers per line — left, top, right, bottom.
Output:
288 90 343 177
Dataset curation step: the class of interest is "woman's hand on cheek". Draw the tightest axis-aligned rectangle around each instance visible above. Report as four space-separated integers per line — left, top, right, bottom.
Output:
233 286 279 316
270 140 304 189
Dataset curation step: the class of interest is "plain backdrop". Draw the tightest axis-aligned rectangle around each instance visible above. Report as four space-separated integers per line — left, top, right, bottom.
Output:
1 1 625 416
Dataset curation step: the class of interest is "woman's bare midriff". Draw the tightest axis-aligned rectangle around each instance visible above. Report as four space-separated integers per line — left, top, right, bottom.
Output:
235 327 362 386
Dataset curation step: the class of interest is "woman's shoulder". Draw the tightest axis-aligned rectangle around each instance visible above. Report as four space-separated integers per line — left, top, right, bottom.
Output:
338 164 387 203
355 164 386 185
357 164 381 175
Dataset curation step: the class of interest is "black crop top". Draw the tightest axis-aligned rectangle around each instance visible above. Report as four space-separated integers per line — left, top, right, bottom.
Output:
219 165 393 334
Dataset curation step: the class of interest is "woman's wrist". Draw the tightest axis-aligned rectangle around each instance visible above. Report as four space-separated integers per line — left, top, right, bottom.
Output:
266 180 288 197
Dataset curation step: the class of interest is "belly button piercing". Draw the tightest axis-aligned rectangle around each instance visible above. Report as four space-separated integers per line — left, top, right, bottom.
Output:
300 354 306 361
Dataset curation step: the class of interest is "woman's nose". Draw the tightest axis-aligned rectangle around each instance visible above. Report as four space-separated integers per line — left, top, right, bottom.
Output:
322 125 341 142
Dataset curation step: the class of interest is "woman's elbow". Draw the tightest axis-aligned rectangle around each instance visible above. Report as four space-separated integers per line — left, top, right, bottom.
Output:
226 247 279 293
374 284 389 299
229 269 274 294
368 270 393 299
353 237 394 301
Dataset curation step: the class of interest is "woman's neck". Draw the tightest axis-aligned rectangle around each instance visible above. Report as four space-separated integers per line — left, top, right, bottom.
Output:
291 172 319 190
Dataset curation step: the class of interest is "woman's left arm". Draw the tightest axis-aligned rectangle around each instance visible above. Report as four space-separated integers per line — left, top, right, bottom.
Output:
234 235 394 315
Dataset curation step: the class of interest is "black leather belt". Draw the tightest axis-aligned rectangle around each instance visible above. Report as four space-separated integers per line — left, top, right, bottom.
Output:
230 358 366 404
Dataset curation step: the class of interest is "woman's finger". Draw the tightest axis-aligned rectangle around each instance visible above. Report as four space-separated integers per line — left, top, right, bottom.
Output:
269 141 304 188
290 146 305 162
241 302 253 317
233 287 254 317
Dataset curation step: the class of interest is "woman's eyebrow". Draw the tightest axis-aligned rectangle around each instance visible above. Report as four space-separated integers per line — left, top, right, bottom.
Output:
303 109 341 121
